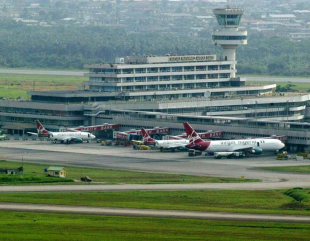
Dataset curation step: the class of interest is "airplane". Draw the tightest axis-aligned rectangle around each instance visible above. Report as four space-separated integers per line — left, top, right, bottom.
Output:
141 128 189 151
183 122 285 155
28 120 96 144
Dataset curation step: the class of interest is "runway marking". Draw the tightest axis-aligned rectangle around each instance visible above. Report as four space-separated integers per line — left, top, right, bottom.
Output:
0 202 309 222
1 181 310 193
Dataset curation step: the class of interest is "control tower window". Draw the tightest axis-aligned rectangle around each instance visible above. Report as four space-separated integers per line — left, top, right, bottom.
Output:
216 14 242 26
213 36 247 40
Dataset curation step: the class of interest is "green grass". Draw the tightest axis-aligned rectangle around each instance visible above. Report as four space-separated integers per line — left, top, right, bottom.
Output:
0 160 259 185
247 81 310 92
1 189 310 215
0 73 87 99
0 174 73 184
241 74 310 78
0 67 84 71
259 165 310 174
0 211 309 241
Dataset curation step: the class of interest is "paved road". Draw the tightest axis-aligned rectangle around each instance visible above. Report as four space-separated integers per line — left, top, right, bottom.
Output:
1 181 310 193
0 69 85 76
0 203 309 222
246 77 310 83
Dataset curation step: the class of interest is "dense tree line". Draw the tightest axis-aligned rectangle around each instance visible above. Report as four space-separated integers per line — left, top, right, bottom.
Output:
238 33 310 76
0 20 309 76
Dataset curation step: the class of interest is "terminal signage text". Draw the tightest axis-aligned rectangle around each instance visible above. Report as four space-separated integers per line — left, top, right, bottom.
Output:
169 55 215 62
73 124 119 132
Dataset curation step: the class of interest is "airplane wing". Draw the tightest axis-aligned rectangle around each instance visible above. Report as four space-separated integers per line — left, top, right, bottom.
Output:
66 128 79 132
62 137 73 143
167 144 187 149
64 137 83 144
169 136 185 140
27 132 38 136
228 145 254 152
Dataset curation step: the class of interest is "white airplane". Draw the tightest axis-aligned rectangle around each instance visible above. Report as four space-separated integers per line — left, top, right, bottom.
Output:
183 122 285 154
141 128 189 151
28 120 96 144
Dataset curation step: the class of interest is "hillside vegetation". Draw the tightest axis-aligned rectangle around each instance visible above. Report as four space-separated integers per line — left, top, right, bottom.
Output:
0 21 309 76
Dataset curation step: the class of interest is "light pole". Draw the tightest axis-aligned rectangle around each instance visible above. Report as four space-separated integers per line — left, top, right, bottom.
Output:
196 97 199 116
21 151 26 175
255 101 258 121
286 100 289 122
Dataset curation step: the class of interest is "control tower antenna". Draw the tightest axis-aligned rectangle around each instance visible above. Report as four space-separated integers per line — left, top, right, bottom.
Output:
212 7 247 78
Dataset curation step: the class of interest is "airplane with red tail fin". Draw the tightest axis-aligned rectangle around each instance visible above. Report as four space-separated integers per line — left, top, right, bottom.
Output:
183 122 285 154
141 128 188 151
27 120 96 144
141 128 156 145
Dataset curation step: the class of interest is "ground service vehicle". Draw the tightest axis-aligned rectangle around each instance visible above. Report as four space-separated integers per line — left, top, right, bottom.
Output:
277 151 290 160
81 176 92 182
188 149 202 156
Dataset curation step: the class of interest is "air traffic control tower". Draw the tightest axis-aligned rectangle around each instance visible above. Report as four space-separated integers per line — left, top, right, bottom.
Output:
212 8 247 78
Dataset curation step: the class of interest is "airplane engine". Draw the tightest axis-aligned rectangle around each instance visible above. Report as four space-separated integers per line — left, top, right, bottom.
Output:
74 138 83 143
252 148 263 155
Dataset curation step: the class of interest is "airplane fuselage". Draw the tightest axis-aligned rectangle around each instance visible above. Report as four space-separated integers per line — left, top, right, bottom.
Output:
190 138 285 153
50 131 95 143
155 139 189 149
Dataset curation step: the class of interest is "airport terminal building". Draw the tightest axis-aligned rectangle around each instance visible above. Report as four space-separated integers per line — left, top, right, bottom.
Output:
0 7 310 151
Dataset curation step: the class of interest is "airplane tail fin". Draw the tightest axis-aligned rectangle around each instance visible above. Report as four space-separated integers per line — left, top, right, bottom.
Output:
141 128 155 144
183 122 203 144
36 120 50 136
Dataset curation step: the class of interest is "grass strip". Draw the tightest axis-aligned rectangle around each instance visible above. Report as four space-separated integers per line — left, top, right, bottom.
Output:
1 189 310 216
0 211 310 241
247 80 310 92
0 73 86 99
259 165 310 173
0 160 259 185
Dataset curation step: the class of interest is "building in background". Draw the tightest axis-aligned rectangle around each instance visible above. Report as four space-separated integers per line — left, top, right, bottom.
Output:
0 7 310 151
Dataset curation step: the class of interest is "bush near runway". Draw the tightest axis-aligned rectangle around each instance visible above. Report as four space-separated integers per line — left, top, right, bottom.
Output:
0 189 310 216
259 165 310 174
0 211 309 241
0 160 259 185
0 175 73 184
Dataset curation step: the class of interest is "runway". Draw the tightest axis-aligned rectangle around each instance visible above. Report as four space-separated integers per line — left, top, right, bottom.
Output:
0 203 309 222
1 140 310 191
0 69 85 76
246 76 310 83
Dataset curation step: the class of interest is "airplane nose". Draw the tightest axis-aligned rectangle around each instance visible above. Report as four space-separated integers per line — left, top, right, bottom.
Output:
280 142 285 149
